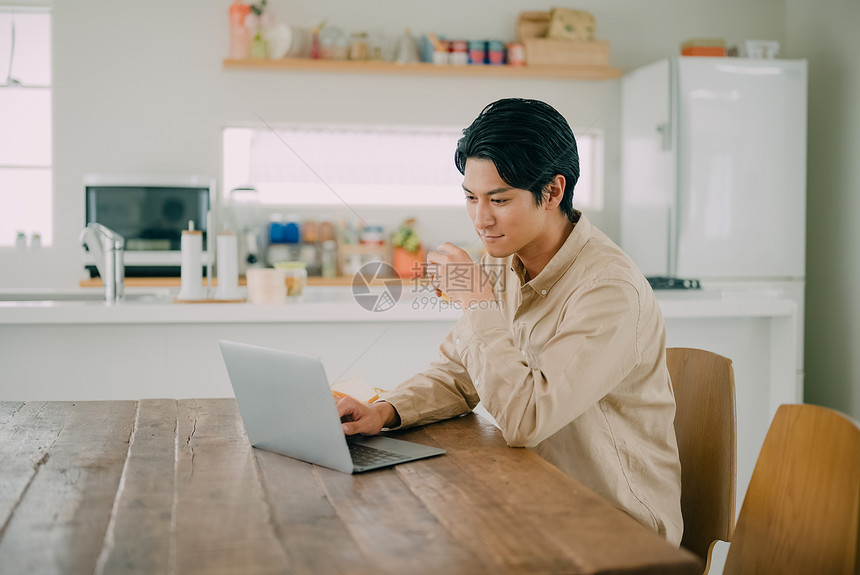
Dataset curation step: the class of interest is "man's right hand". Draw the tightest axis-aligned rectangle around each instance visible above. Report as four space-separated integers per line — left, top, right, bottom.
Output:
336 396 398 436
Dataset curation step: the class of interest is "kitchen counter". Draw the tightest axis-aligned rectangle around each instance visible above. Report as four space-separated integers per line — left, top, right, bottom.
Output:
0 287 461 324
0 285 797 324
0 399 701 574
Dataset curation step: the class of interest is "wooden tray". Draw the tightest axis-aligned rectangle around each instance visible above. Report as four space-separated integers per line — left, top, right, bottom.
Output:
173 298 246 304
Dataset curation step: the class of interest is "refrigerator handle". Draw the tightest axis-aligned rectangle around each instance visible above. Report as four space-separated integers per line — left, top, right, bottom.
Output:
657 122 672 151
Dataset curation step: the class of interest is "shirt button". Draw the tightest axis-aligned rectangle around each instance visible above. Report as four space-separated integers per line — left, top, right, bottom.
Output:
541 289 547 296
456 337 461 345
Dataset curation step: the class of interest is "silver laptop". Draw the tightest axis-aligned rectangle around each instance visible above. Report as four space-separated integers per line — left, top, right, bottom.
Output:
219 340 445 473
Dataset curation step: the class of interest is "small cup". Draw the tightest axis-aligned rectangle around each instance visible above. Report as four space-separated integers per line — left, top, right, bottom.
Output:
246 268 287 304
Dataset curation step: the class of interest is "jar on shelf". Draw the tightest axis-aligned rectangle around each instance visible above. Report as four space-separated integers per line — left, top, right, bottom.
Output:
274 261 308 297
449 40 469 66
359 225 385 245
507 42 525 66
468 40 487 65
487 40 505 65
320 26 348 60
349 32 370 61
432 41 451 65
251 34 268 59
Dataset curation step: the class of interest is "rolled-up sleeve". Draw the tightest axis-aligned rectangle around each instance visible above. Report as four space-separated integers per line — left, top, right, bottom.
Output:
377 321 481 430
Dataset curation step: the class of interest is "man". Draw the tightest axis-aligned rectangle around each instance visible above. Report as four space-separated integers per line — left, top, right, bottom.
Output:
337 98 683 545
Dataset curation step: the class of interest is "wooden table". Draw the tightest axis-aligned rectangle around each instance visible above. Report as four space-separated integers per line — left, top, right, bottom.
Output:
0 399 702 574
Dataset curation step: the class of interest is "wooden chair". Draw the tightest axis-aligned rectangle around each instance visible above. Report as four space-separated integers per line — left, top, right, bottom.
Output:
719 403 860 575
667 347 737 565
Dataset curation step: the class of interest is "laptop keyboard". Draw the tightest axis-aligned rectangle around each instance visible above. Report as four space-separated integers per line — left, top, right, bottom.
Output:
348 443 411 468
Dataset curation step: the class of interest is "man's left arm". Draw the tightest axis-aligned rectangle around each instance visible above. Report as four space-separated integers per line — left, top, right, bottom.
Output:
454 279 642 447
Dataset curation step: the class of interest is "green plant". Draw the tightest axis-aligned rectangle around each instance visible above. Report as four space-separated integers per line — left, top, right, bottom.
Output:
249 0 267 16
392 219 422 253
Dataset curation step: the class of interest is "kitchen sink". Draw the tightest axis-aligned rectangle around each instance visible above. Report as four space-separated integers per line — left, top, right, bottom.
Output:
0 290 174 302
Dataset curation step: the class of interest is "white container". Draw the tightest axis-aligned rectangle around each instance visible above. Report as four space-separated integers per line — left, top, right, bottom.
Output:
433 51 450 65
450 51 468 66
214 232 242 300
176 229 206 301
246 268 286 304
742 40 780 59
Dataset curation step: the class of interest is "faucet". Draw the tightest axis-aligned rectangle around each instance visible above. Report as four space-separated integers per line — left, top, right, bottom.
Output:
80 223 125 301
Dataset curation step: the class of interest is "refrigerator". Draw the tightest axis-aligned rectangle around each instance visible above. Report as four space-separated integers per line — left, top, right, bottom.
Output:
620 58 808 528
620 56 807 390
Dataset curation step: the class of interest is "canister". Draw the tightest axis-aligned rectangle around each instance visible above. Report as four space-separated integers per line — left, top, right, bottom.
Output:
468 40 486 65
507 42 525 66
487 40 505 65
449 40 468 66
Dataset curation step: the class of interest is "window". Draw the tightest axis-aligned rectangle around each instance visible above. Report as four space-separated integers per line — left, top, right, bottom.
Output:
222 124 603 209
0 7 51 247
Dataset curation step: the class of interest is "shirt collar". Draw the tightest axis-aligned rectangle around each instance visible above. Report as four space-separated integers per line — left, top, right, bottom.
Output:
512 210 591 296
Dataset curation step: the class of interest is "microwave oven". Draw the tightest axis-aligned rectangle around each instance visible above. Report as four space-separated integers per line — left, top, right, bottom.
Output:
84 174 216 277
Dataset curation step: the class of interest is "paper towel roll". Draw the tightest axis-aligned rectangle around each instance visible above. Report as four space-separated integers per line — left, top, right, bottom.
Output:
176 230 206 300
214 232 241 300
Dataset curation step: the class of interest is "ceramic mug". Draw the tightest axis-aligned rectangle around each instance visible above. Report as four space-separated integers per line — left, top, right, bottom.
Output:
246 268 287 304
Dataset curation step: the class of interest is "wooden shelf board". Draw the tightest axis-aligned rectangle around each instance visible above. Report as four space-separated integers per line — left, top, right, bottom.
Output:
222 58 621 80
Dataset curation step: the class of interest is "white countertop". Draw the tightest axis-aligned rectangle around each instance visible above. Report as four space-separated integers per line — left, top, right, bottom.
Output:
0 286 797 325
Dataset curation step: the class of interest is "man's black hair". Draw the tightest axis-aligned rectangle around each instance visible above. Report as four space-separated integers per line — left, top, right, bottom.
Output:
454 98 580 222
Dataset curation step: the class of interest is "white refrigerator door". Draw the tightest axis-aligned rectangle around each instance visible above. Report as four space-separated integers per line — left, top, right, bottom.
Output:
620 59 674 277
674 58 807 280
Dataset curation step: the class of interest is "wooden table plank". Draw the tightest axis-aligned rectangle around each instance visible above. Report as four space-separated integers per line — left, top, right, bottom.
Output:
0 401 26 428
254 448 378 575
0 401 137 574
397 414 702 575
0 402 74 529
93 399 177 574
392 419 589 573
313 464 493 574
173 398 289 575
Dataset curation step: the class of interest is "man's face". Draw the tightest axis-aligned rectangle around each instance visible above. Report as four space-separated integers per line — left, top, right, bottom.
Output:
463 158 552 259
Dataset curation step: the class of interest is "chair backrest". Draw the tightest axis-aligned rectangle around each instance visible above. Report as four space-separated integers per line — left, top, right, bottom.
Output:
667 347 737 563
723 404 860 575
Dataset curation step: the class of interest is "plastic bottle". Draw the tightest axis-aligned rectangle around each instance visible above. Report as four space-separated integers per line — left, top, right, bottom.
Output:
283 215 301 244
311 26 321 59
321 240 338 278
229 1 252 59
283 215 301 262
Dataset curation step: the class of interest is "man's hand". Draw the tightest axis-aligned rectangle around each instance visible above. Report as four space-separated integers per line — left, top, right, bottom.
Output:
337 396 398 436
426 242 496 310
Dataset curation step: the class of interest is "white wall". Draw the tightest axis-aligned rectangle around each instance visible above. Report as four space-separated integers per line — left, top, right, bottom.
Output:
0 0 787 288
785 0 860 419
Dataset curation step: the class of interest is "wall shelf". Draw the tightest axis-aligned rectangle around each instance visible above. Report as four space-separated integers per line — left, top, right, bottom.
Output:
222 58 622 80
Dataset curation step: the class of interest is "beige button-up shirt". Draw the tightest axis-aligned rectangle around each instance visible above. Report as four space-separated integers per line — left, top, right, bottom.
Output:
379 212 683 545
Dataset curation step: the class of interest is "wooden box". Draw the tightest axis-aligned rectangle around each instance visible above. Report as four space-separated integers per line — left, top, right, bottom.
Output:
516 11 610 68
